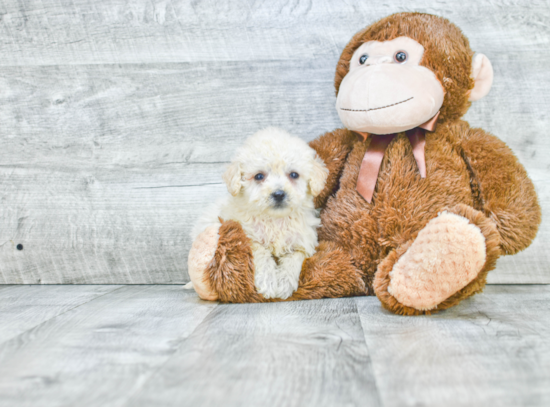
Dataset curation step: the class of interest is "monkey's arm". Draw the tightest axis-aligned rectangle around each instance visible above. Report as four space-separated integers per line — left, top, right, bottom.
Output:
459 126 541 255
309 129 357 209
190 219 366 303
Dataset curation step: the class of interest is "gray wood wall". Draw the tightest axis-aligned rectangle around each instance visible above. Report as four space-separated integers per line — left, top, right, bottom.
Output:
1 0 548 284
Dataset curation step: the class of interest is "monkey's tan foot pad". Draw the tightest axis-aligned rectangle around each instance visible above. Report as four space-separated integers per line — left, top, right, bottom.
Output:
387 212 486 311
187 225 220 301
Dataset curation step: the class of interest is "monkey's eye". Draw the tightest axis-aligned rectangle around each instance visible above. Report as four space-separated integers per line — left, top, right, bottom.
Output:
359 54 369 65
289 172 299 179
254 173 265 181
394 51 407 63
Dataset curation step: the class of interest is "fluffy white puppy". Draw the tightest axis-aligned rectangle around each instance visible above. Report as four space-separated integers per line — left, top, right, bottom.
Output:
189 127 328 299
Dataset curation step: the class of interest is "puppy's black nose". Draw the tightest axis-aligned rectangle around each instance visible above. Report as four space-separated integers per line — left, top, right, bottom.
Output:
271 190 286 203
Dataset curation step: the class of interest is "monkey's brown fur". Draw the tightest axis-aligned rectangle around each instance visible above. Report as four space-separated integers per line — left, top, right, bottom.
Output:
207 220 367 303
203 13 541 314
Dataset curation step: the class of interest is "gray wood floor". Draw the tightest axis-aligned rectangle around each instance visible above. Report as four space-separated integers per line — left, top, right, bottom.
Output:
0 285 548 407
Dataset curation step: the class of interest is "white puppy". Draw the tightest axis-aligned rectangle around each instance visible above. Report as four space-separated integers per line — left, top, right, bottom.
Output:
189 127 328 299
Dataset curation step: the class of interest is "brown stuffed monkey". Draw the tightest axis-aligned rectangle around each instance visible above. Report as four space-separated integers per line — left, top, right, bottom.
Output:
187 12 541 315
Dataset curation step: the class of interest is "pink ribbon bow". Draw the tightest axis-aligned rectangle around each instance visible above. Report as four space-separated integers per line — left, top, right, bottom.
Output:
355 111 440 203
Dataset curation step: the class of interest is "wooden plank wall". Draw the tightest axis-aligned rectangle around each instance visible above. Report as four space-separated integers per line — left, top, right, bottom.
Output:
0 0 549 284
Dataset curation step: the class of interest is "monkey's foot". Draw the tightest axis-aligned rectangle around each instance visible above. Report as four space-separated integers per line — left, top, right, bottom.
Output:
374 205 501 315
389 212 486 310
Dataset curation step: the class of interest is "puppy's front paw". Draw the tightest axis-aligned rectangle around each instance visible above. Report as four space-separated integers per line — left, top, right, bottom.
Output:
254 257 304 300
273 252 305 298
253 257 295 300
252 245 304 300
255 269 296 300
276 277 299 300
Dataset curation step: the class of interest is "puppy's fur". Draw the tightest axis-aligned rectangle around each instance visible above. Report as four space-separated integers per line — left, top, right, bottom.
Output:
191 127 328 299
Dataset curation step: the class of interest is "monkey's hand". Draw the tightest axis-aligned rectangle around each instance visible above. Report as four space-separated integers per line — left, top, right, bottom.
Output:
187 224 220 301
188 220 267 303
459 126 541 255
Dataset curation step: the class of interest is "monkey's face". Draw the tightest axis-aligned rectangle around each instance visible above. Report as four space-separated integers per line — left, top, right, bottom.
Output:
336 37 445 135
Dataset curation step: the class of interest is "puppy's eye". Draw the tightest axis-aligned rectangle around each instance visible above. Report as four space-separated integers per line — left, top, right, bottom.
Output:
254 173 265 181
289 172 299 179
359 54 369 65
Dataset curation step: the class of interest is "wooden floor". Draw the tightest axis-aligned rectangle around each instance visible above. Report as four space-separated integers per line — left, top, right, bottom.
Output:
0 285 549 407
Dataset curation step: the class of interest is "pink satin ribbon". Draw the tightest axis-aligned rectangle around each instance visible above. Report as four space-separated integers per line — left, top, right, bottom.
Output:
356 111 439 203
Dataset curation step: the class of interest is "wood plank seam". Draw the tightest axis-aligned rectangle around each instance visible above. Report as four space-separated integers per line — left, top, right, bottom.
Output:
0 285 125 347
352 297 385 407
117 300 220 407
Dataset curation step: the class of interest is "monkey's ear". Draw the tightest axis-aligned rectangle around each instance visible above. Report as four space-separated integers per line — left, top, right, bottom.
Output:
222 161 242 196
469 53 493 101
309 155 329 197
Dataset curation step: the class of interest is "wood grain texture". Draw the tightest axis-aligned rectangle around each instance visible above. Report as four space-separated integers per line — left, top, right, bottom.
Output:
1 285 549 406
0 0 548 283
0 61 338 284
356 285 550 407
0 285 121 343
126 298 381 407
0 286 218 407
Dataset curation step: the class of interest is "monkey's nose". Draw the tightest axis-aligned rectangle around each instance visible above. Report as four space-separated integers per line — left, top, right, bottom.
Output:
369 56 392 65
271 190 286 203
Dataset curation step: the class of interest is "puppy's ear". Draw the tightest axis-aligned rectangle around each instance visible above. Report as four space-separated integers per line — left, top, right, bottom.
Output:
309 155 329 197
222 161 243 196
